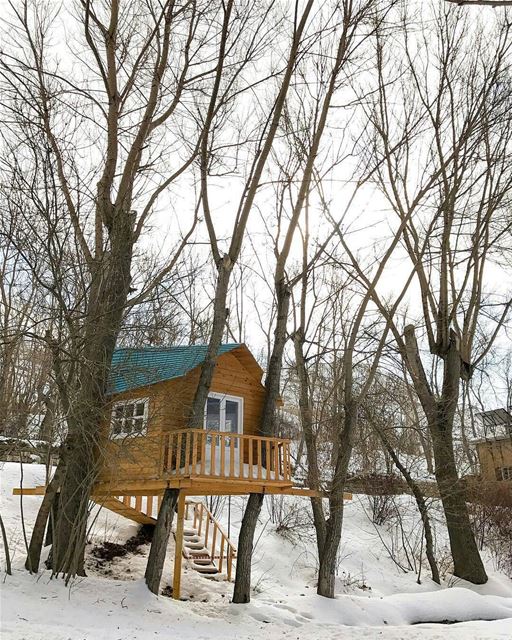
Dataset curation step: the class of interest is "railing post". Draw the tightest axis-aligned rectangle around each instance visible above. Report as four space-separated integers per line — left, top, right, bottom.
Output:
192 432 198 474
172 491 186 600
219 536 225 573
239 436 244 479
204 512 210 548
198 502 204 536
210 432 216 476
176 432 183 472
248 437 253 480
230 436 235 477
211 523 217 564
200 432 206 475
227 547 233 581
184 431 191 475
220 433 226 478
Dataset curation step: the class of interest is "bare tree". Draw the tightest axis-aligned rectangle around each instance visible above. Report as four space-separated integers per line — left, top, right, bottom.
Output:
353 6 512 583
0 0 258 580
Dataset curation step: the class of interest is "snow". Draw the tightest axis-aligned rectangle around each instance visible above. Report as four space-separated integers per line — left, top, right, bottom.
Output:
1 462 512 639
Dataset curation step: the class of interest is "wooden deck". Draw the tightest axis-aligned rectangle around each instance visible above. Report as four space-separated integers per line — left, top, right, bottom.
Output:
161 429 292 485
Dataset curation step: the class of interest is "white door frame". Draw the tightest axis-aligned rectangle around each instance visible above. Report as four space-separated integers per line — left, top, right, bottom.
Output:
204 392 244 434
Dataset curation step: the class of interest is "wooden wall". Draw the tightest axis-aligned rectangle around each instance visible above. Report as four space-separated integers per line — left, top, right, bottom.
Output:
96 349 266 485
476 439 512 481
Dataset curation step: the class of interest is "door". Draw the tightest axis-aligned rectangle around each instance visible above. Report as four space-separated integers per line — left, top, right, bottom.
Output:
204 393 243 475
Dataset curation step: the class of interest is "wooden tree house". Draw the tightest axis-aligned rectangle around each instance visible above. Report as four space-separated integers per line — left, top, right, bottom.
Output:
17 344 346 598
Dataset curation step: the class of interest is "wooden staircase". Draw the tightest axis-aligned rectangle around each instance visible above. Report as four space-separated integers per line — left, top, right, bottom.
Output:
93 494 236 580
177 500 236 580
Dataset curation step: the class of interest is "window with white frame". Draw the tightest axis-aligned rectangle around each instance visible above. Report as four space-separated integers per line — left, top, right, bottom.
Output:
204 393 243 435
111 398 149 438
496 466 512 481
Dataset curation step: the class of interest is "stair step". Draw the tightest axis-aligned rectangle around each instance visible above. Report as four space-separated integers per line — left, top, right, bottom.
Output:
183 535 201 543
191 557 214 565
174 527 197 536
192 563 219 574
184 540 205 550
188 548 209 557
183 547 209 558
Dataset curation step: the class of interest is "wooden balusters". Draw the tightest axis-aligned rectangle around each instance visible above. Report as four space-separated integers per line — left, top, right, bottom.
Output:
230 436 235 477
210 432 216 475
219 536 225 573
161 429 292 484
200 431 206 475
176 432 183 473
184 431 191 474
220 433 226 478
211 521 217 564
239 436 244 479
192 431 198 473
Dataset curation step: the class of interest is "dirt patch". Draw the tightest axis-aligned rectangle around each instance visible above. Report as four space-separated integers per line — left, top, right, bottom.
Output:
89 524 154 562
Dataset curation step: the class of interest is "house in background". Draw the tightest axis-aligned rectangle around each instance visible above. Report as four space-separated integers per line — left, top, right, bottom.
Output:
474 408 512 482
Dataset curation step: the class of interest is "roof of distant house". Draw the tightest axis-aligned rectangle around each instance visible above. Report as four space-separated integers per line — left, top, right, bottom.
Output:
107 343 262 395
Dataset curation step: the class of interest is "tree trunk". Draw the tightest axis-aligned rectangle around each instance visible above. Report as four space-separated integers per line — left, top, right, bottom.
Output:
259 282 291 435
317 401 356 598
293 330 326 556
232 493 264 603
404 326 487 584
50 224 135 580
374 424 440 584
317 494 344 598
145 488 179 595
432 419 487 583
418 428 435 476
0 511 12 576
189 258 231 427
25 460 65 573
232 283 291 603
44 492 60 548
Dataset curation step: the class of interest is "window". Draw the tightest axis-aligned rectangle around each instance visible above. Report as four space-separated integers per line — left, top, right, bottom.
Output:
496 466 512 481
204 393 243 434
111 398 149 438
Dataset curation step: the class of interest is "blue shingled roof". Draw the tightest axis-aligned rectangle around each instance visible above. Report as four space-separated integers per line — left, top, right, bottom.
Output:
108 344 241 395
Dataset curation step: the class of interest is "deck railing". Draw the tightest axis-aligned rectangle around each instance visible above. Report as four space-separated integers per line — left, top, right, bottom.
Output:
161 429 291 483
185 500 237 580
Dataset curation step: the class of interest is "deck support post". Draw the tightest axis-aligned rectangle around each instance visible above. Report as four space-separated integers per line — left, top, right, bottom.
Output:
145 487 179 595
172 490 186 600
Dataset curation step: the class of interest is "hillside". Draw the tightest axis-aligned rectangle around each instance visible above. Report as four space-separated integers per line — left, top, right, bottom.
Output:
1 463 511 639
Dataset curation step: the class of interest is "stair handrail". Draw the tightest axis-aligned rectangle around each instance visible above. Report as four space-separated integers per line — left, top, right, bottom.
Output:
185 499 237 580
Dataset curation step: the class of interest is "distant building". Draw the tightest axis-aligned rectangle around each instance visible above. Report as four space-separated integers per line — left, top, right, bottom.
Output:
474 408 512 482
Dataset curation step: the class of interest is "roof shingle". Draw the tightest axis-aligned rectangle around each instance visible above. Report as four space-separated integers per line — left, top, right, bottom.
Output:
108 344 241 395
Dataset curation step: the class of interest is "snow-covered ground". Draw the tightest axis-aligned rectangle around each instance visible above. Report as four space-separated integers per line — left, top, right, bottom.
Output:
1 462 512 639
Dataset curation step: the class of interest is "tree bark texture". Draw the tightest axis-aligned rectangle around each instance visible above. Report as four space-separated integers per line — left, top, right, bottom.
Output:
51 219 135 580
232 493 264 603
25 461 65 573
145 488 179 595
375 425 440 584
316 402 356 598
404 326 487 584
293 330 327 556
189 259 231 427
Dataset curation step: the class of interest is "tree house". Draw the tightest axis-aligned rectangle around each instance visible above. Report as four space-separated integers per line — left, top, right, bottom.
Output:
16 344 350 599
95 343 294 494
